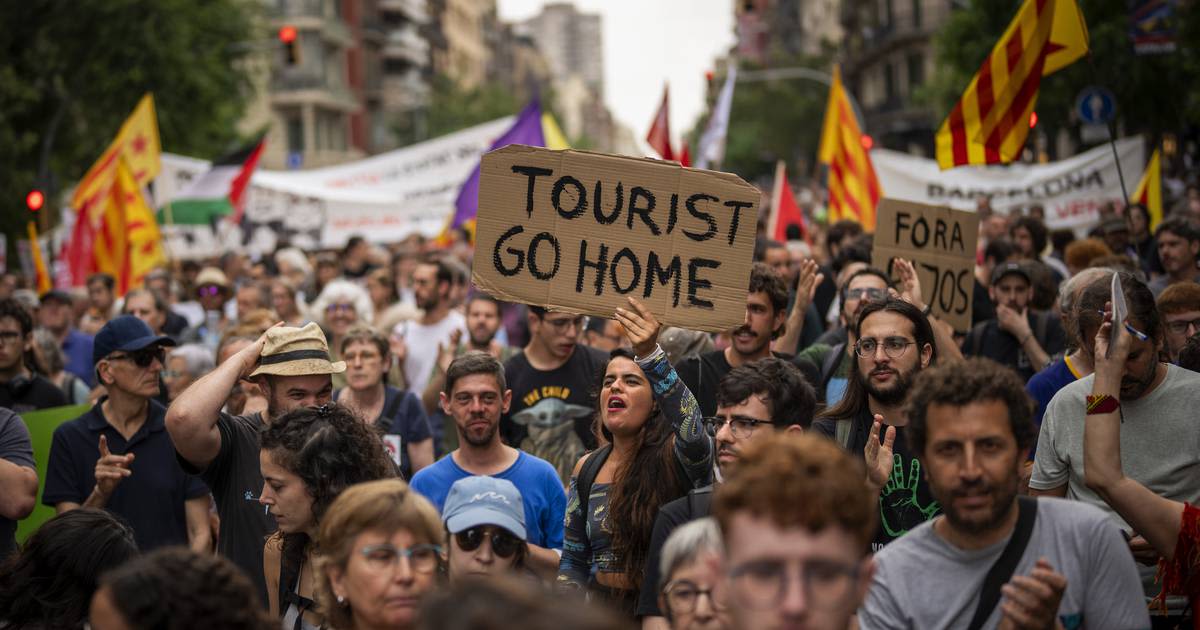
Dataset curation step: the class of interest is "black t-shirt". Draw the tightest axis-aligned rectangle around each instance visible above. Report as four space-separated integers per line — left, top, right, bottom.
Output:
813 408 941 551
0 373 68 414
678 350 795 418
177 412 275 605
972 279 996 326
44 399 209 551
963 311 1066 382
637 485 715 618
334 386 432 479
501 346 608 485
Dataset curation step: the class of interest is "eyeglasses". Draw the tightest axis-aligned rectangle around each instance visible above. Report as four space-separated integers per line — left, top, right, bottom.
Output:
359 543 442 574
197 285 223 297
854 336 915 359
703 415 773 440
727 559 859 610
0 331 22 344
107 346 166 368
1166 317 1200 336
326 303 356 314
663 579 727 614
541 315 588 333
454 526 522 558
845 287 887 302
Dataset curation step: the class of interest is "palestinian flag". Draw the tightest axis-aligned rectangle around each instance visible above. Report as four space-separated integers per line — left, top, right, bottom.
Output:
162 139 264 225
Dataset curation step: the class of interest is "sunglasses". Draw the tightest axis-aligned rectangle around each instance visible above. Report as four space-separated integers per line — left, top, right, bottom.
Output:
107 346 166 368
454 526 521 558
197 285 223 297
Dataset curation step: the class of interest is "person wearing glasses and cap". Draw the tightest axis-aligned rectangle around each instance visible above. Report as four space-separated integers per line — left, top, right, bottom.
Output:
442 475 532 583
43 315 212 553
167 321 344 605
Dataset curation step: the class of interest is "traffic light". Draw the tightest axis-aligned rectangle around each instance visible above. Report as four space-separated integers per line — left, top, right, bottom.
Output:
1029 111 1038 129
279 25 300 66
26 189 44 213
860 134 875 150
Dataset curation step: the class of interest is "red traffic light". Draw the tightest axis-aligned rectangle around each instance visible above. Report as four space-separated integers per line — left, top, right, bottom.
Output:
1029 111 1038 129
860 134 874 150
26 190 44 212
279 25 297 43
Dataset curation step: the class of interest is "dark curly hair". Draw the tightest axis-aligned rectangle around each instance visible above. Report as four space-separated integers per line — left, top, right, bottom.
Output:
904 357 1037 456
100 548 275 630
260 403 398 592
593 348 690 592
748 262 789 315
717 357 816 429
1011 215 1048 255
0 297 32 336
0 508 138 629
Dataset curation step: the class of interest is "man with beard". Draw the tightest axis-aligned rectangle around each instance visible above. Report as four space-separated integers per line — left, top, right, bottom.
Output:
166 322 342 604
964 262 1066 383
638 357 815 629
410 351 565 580
1149 217 1200 297
395 258 467 396
860 358 1148 630
813 297 939 550
678 264 791 417
1033 272 1200 626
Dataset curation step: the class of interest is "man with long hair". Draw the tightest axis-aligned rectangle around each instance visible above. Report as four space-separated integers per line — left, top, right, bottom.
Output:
813 297 939 550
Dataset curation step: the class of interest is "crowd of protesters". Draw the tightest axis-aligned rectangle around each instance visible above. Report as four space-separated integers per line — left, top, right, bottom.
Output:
2 191 1200 630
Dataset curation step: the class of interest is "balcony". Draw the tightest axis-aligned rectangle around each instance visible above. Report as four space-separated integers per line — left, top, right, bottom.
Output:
379 0 428 24
381 72 430 111
383 27 429 66
271 71 358 112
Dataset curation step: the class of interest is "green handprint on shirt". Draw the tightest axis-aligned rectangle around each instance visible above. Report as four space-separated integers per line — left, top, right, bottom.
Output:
879 453 941 539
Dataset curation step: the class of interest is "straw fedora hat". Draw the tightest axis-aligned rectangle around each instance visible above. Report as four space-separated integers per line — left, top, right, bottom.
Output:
250 322 346 377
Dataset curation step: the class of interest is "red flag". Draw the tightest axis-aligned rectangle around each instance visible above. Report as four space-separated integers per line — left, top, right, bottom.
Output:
769 160 806 243
679 141 691 167
646 86 674 161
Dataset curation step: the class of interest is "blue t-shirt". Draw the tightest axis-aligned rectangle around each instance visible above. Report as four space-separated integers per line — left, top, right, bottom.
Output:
1025 357 1080 459
410 450 566 550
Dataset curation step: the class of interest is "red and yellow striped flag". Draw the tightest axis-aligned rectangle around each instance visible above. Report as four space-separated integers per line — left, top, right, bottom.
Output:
26 222 52 294
1132 148 1163 229
94 158 166 295
818 65 881 230
935 0 1088 169
70 94 161 214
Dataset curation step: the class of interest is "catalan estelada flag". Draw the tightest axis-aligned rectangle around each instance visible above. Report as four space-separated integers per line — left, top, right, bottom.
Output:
818 65 881 230
1132 148 1163 229
935 0 1088 169
93 158 166 295
70 94 161 214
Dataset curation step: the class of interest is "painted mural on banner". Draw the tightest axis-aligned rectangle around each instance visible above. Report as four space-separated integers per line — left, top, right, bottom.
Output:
472 145 759 333
154 117 514 258
872 137 1144 233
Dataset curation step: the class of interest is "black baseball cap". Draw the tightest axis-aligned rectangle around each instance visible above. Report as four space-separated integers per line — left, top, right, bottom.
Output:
39 289 73 305
93 315 176 365
991 262 1031 285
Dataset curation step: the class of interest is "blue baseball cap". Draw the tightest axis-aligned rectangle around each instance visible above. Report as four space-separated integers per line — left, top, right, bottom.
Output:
442 476 527 540
93 315 176 365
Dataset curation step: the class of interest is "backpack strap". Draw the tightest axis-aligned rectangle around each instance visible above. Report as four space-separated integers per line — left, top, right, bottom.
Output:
576 444 612 516
967 321 988 357
966 496 1040 630
687 485 714 518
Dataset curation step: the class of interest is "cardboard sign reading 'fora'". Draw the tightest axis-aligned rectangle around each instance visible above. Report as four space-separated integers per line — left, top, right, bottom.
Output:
473 145 759 333
871 199 980 333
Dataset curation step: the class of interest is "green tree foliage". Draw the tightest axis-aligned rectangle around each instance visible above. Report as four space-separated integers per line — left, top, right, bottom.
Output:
690 55 831 186
923 0 1200 156
0 0 257 251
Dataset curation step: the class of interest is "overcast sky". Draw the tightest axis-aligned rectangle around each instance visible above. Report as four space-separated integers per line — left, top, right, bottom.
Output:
497 0 736 146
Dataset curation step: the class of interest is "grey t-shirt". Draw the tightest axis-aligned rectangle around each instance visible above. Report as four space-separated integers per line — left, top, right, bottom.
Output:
0 409 35 559
859 498 1149 630
1031 364 1200 613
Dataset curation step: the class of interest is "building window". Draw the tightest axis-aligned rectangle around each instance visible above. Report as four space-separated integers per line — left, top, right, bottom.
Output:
286 115 304 154
907 53 925 90
912 0 922 28
881 0 893 28
884 63 896 102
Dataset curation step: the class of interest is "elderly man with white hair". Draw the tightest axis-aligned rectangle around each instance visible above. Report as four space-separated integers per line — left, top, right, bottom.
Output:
163 344 216 403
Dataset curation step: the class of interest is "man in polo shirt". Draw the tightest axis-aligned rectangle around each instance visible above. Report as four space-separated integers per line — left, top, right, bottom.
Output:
43 315 210 553
167 322 342 603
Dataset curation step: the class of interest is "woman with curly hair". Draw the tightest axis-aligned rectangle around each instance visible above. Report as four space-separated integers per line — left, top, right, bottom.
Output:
88 548 275 630
316 478 444 630
0 508 138 630
557 297 713 617
259 403 397 630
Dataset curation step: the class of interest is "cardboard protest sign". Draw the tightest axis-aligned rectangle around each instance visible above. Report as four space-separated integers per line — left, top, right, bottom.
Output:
473 145 759 333
871 199 980 333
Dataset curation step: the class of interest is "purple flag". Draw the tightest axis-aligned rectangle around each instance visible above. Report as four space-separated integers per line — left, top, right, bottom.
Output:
452 99 545 229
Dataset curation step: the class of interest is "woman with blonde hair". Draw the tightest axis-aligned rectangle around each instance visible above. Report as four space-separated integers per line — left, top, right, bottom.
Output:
316 478 444 630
